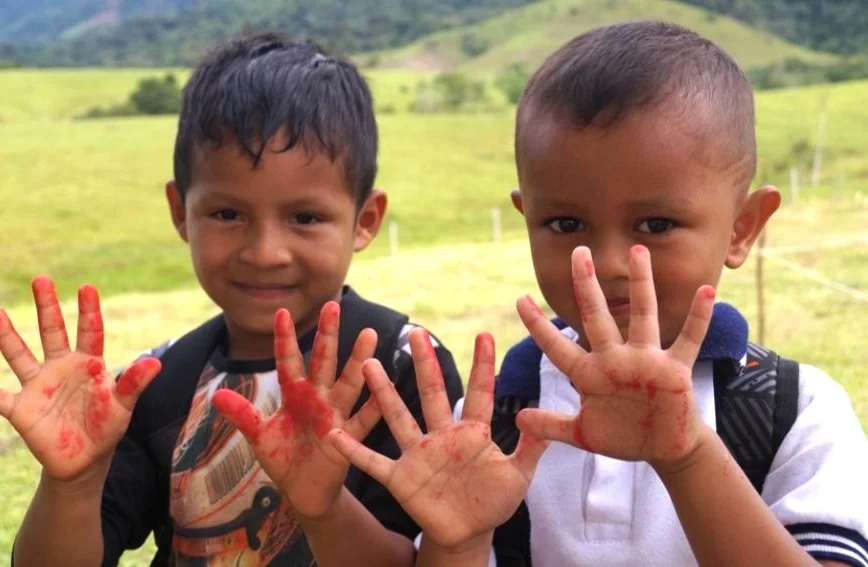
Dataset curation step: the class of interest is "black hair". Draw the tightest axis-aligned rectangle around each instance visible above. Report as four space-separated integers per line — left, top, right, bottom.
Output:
516 21 756 187
173 32 377 204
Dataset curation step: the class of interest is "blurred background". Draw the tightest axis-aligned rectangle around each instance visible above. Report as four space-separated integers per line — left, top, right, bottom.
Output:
1 1 867 562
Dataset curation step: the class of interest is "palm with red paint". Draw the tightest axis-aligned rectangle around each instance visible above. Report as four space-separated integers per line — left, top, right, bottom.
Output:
515 245 716 469
213 302 381 520
328 329 549 550
0 277 162 481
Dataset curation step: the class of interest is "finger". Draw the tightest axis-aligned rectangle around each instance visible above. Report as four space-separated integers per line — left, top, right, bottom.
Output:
460 333 496 424
0 388 15 419
308 302 340 388
0 309 40 383
511 432 550 481
75 284 104 357
409 328 453 431
114 357 162 410
32 276 71 360
515 408 583 447
516 296 600 390
668 285 716 365
328 428 396 487
274 309 305 404
213 389 263 441
627 245 660 347
331 328 378 419
571 247 623 351
362 359 421 450
343 396 382 442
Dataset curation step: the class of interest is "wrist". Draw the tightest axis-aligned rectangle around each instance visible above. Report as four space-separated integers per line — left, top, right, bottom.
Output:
295 486 348 529
39 457 111 500
419 530 494 561
650 422 719 480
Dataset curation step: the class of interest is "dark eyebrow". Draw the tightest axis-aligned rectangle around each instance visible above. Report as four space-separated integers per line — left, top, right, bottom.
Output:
623 195 697 215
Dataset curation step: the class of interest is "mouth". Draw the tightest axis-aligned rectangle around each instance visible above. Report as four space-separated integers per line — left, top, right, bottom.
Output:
232 282 298 299
605 297 631 317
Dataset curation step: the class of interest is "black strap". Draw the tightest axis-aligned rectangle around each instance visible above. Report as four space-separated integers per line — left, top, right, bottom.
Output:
773 356 800 451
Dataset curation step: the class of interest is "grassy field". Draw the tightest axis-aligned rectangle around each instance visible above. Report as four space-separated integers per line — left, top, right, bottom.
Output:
0 198 866 564
373 0 837 73
0 66 866 564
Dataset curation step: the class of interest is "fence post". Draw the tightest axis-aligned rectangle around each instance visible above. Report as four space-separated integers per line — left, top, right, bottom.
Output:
389 222 399 256
491 208 502 244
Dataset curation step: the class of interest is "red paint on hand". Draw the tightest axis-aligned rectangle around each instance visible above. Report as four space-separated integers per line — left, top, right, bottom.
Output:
646 383 657 399
525 296 543 317
213 389 262 443
116 358 160 397
78 285 104 356
57 424 85 458
32 276 58 302
86 359 103 379
273 309 296 359
42 384 60 399
584 260 595 277
703 286 716 300
281 379 334 439
419 439 431 449
86 387 111 438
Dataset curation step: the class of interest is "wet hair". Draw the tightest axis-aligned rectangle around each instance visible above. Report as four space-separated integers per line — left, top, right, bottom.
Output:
173 32 377 204
516 21 756 188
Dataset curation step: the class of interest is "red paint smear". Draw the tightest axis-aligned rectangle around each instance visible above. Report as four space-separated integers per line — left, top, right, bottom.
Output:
42 384 60 399
639 411 654 431
629 373 642 392
646 383 657 399
273 309 296 359
283 379 333 439
631 245 647 256
584 260 595 277
422 330 436 358
32 276 58 302
605 370 623 391
307 339 328 379
451 451 463 463
86 388 111 438
213 389 262 443
86 359 103 378
419 439 430 449
572 414 590 450
703 286 716 300
79 285 104 356
319 302 340 329
57 424 85 458
116 358 160 397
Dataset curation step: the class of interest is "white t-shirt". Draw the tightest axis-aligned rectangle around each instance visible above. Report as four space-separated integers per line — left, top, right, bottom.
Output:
448 327 868 566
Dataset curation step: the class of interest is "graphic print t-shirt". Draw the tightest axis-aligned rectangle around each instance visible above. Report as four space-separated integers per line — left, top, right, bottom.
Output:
169 336 315 566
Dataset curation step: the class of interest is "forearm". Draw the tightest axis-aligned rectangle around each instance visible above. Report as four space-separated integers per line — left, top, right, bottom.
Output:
14 466 108 567
416 532 493 567
301 487 416 567
655 425 816 567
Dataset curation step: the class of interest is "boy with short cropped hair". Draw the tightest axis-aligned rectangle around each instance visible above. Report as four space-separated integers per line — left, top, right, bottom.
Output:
328 21 868 566
3 32 463 566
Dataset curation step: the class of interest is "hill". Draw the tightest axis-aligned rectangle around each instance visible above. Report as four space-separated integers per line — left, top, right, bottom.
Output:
373 0 836 73
0 0 537 67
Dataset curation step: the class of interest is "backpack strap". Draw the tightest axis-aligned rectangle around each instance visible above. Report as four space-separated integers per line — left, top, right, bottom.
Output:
336 288 409 413
713 344 800 494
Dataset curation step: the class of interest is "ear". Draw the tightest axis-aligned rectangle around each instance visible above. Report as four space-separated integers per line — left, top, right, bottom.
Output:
725 185 781 269
511 188 525 215
354 189 388 252
165 180 189 243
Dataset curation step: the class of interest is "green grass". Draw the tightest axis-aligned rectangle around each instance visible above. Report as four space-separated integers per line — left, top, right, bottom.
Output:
0 198 866 564
1 76 868 306
373 0 837 73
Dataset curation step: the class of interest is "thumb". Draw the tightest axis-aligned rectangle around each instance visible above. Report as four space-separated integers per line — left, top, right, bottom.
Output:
212 389 262 443
114 357 162 410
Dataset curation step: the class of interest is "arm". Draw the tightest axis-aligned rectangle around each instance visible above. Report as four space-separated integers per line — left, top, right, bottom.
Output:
329 329 548 567
2 278 160 567
515 245 836 567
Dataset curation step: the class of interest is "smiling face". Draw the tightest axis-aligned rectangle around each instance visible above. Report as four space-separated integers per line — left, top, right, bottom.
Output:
167 136 384 359
515 108 779 350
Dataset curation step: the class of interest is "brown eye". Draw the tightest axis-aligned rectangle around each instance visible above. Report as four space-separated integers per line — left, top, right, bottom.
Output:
212 209 240 221
547 218 585 233
637 218 675 234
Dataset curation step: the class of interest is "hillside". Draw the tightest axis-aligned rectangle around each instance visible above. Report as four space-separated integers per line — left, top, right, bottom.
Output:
682 0 868 55
0 0 537 67
374 0 837 73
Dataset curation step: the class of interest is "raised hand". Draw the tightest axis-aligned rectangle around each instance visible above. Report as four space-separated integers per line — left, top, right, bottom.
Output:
515 245 715 470
0 276 162 481
328 329 549 550
212 302 381 520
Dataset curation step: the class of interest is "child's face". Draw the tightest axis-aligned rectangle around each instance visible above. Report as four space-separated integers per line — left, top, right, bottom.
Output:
515 109 778 349
167 137 383 358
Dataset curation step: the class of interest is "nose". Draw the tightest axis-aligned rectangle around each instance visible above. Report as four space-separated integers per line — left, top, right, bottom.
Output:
238 221 293 268
588 232 630 283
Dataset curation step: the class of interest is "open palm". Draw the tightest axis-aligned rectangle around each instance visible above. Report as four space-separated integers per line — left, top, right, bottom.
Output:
213 302 381 520
329 330 548 549
515 246 715 468
0 277 161 480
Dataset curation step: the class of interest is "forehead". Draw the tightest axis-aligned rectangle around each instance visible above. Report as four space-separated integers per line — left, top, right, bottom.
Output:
189 136 350 202
517 109 744 208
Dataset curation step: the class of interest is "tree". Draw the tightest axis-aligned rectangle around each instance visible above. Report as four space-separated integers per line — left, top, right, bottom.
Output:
129 74 181 115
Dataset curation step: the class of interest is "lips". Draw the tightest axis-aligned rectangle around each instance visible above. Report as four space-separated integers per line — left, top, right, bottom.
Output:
233 282 298 299
605 297 631 317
